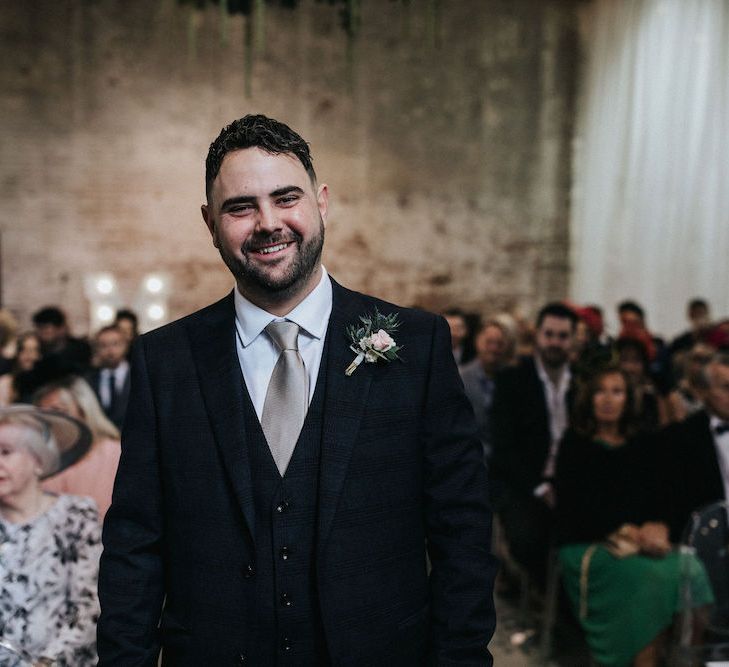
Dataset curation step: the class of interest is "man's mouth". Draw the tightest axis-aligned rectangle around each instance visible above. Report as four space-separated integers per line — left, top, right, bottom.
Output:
250 241 295 256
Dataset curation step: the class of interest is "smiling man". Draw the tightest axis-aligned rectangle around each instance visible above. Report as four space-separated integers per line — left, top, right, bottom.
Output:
97 115 496 666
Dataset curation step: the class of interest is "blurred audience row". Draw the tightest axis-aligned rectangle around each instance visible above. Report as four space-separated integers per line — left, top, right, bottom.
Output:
448 298 729 666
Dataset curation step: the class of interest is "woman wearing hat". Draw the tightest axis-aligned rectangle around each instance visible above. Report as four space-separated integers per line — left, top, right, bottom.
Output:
0 406 100 666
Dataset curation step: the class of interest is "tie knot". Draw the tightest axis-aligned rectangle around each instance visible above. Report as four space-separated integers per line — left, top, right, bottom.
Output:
266 321 300 352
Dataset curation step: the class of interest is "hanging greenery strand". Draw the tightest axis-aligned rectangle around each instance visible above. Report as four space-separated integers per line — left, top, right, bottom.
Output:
219 0 230 46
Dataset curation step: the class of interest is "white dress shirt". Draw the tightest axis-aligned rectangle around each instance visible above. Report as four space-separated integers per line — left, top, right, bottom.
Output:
99 361 130 409
710 414 729 502
233 267 333 420
535 355 571 482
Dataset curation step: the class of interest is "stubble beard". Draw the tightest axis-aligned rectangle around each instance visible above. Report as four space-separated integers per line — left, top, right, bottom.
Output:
219 218 325 305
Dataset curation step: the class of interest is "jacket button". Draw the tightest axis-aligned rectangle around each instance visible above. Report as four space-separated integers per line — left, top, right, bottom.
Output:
276 500 290 513
280 546 290 561
280 592 293 607
238 654 247 664
282 637 292 651
244 564 255 578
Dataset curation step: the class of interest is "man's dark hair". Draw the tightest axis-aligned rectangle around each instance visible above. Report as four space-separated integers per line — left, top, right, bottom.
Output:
617 300 645 320
114 309 138 327
32 306 66 328
688 298 708 312
205 115 316 200
535 302 578 330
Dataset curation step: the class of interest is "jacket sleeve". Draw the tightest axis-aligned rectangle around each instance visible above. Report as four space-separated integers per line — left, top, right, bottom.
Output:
422 316 498 666
97 338 165 666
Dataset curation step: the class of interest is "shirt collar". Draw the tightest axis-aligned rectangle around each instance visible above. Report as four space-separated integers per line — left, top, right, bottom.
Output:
710 414 729 436
534 354 571 391
233 266 333 347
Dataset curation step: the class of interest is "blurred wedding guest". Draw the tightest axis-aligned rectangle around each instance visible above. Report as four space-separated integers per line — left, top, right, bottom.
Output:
0 405 100 666
555 366 712 667
0 332 41 406
460 319 514 463
617 300 670 384
0 309 19 375
87 325 130 431
114 308 139 346
443 308 475 366
666 342 714 422
32 306 92 374
670 298 711 358
34 376 121 519
616 336 668 431
661 353 729 542
491 302 577 583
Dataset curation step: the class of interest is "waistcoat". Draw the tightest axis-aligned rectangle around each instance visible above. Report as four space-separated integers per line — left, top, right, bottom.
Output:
242 348 329 666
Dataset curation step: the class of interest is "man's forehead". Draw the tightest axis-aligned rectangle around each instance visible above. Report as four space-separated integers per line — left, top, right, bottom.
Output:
215 148 308 187
539 316 572 331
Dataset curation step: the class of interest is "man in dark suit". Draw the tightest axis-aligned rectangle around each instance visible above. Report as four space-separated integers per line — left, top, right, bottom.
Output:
661 352 729 542
97 115 496 666
88 325 131 431
490 303 577 583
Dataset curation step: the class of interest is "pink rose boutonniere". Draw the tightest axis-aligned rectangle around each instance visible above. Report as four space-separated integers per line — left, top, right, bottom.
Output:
345 309 403 376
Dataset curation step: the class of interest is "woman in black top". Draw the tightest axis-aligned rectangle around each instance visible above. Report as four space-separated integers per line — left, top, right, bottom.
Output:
555 365 711 667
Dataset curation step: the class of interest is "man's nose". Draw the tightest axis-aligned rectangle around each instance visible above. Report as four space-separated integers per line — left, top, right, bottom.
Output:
256 203 281 232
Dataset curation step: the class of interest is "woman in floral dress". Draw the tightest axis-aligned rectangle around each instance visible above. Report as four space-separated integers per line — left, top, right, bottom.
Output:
0 406 99 666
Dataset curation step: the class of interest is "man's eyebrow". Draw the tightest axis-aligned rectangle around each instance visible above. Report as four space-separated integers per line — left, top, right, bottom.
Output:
220 195 256 210
270 186 304 198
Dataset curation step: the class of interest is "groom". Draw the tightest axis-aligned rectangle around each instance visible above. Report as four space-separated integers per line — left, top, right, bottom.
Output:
97 115 496 666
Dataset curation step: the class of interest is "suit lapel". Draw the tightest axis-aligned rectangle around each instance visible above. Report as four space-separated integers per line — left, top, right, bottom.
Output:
317 281 373 553
186 293 256 542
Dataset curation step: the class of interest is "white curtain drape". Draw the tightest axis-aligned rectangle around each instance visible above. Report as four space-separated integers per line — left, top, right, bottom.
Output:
570 0 729 338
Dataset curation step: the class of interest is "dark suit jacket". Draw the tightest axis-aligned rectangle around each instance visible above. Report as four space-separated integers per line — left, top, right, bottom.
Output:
97 280 497 666
659 410 726 542
87 366 131 431
490 356 573 500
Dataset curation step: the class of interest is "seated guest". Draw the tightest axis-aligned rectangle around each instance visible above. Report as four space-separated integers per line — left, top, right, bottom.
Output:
0 332 41 406
661 353 729 542
666 342 714 422
616 336 668 431
555 366 712 667
491 302 577 583
87 325 130 431
0 309 18 376
670 298 711 358
114 308 139 353
460 319 514 463
32 306 92 375
443 308 475 367
34 376 121 519
0 406 101 666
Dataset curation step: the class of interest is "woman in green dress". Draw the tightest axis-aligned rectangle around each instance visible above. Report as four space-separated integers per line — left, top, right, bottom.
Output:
555 365 712 667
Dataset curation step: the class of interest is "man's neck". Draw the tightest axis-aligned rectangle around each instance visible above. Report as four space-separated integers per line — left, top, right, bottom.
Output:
537 356 567 386
237 266 323 317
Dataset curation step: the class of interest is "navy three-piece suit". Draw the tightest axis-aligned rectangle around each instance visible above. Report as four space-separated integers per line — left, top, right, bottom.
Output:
97 279 497 666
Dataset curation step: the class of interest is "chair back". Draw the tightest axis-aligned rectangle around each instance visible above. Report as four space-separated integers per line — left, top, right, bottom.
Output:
673 500 729 665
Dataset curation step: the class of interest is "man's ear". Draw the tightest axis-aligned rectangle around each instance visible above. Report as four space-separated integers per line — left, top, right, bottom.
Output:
201 204 219 248
317 183 329 227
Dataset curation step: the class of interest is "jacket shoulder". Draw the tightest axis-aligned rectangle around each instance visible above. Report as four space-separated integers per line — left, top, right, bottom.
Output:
136 293 232 348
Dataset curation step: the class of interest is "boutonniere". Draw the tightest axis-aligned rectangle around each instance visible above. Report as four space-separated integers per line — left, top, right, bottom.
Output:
345 309 403 376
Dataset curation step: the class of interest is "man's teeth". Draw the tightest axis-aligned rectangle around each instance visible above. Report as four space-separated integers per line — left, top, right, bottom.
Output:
258 243 290 255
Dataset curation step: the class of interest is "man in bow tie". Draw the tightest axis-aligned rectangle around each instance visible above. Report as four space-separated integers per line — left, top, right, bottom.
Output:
97 115 497 666
660 352 729 541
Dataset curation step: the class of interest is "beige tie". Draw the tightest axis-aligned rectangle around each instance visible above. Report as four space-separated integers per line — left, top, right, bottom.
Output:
261 321 309 476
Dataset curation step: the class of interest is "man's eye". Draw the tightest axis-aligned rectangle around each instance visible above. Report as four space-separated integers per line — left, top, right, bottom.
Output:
278 195 298 205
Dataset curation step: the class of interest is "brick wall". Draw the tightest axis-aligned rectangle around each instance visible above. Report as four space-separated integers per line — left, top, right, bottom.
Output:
0 0 579 333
